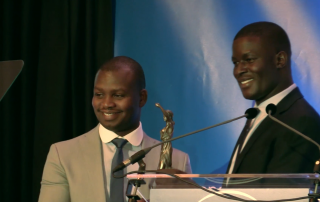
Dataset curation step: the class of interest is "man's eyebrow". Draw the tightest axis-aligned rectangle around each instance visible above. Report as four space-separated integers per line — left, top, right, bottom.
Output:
93 86 103 90
93 86 126 91
111 87 126 91
232 51 254 61
242 52 253 57
235 52 253 59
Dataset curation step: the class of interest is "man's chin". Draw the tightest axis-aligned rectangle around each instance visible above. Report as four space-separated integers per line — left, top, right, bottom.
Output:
100 123 129 136
99 120 140 136
242 93 256 101
100 122 119 132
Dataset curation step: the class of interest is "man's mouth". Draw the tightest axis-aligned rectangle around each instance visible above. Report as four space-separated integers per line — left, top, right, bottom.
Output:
103 112 120 116
241 79 253 84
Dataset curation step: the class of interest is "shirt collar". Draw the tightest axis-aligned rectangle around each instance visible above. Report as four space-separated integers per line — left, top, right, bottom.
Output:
254 83 297 110
99 122 144 146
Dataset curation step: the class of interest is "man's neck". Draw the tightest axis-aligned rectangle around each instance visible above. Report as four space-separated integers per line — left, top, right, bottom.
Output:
256 82 294 105
256 83 297 107
99 122 143 146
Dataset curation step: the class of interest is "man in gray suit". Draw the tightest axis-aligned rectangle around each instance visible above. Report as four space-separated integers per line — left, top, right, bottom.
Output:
38 56 192 202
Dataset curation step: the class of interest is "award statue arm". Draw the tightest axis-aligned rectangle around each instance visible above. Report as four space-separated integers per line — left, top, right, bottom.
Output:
38 144 70 202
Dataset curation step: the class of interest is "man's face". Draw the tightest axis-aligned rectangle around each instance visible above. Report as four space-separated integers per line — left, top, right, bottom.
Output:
92 68 146 136
232 36 280 104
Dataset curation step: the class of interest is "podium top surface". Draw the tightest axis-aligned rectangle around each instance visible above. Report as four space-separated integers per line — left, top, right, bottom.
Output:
0 60 24 101
127 173 319 188
127 173 319 179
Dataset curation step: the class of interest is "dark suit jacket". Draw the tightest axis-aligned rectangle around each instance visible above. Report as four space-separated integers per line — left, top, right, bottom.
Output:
228 88 320 174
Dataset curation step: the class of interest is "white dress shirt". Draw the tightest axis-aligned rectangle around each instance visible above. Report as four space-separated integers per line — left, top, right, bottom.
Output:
228 84 297 174
99 122 143 201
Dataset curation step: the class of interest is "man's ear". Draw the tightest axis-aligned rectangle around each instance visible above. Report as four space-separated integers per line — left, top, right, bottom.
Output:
276 51 288 69
139 89 148 107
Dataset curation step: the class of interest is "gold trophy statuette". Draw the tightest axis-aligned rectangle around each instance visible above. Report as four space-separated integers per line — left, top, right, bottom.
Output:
155 103 174 170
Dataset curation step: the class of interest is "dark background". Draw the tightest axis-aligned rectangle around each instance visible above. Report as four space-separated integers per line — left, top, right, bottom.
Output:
0 0 114 201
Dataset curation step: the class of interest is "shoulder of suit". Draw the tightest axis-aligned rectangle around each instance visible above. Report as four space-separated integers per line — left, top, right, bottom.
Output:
142 132 160 144
295 98 320 117
279 88 320 119
283 96 320 122
51 125 99 149
172 146 189 157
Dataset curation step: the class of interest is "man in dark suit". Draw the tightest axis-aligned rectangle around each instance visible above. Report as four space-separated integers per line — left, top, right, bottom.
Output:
227 21 320 174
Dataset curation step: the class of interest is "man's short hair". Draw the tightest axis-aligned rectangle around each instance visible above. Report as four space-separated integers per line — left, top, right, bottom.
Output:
234 21 292 57
99 56 146 90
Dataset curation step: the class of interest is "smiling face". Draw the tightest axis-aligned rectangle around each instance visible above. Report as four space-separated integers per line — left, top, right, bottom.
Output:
232 36 283 105
92 68 147 136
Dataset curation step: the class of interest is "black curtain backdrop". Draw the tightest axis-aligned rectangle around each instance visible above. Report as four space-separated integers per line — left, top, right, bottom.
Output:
0 0 114 201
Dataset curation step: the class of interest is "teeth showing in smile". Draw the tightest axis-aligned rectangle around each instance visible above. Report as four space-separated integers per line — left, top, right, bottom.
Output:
104 113 115 116
241 79 253 84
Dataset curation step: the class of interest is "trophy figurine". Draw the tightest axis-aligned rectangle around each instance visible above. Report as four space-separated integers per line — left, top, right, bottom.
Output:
155 103 174 170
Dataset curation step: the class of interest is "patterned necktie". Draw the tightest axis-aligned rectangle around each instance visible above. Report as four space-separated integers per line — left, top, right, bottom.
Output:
110 138 128 202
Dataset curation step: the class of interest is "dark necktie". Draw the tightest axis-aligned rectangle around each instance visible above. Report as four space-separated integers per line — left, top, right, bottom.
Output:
236 118 254 157
110 138 128 202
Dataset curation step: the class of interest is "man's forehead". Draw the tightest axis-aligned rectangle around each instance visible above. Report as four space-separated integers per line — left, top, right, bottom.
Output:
94 68 138 90
98 68 134 80
233 35 263 44
102 60 133 70
233 35 274 50
99 64 134 75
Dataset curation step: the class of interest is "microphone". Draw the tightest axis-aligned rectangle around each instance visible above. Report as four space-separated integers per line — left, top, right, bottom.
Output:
112 107 260 173
265 104 320 172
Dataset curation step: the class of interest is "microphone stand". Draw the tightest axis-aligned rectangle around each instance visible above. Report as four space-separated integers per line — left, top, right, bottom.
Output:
309 160 320 202
266 104 320 201
115 108 259 202
114 108 260 174
126 159 146 202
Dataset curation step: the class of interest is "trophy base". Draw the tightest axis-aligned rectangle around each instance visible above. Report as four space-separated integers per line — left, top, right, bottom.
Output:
155 169 196 188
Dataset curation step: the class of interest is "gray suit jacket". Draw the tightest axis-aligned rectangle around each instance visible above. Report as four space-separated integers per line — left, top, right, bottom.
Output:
38 125 192 202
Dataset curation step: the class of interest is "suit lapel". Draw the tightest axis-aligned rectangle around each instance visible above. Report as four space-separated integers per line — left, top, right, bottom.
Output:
233 88 303 173
141 132 160 170
276 88 303 114
78 125 106 202
233 117 274 172
227 119 254 173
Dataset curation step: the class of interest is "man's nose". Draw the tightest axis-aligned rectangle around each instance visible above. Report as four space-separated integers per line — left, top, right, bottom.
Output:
102 96 116 108
234 61 248 77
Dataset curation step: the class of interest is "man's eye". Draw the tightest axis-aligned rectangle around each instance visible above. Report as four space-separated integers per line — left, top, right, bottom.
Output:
233 61 239 65
114 94 124 98
246 58 255 63
94 93 103 97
